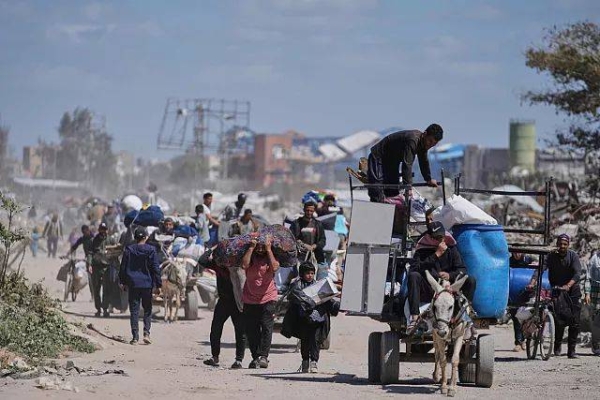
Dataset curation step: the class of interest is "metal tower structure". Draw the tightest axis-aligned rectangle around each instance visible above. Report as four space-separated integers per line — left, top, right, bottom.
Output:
157 98 251 153
157 98 251 181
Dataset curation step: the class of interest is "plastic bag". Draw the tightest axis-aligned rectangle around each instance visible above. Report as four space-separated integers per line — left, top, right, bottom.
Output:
434 195 497 229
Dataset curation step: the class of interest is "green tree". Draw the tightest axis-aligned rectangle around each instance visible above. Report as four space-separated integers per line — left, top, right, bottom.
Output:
523 21 600 195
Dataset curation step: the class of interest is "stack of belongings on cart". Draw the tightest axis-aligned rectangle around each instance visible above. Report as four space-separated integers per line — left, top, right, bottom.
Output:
431 195 509 321
377 189 434 236
213 224 298 311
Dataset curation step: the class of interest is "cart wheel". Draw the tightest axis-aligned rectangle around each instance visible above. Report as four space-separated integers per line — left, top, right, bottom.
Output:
184 288 199 320
526 335 538 360
321 331 331 350
458 342 476 384
64 275 72 302
475 334 494 388
380 331 400 385
538 312 555 361
368 332 382 383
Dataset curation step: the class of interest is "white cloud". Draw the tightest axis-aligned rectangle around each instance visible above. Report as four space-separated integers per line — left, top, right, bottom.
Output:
46 23 116 44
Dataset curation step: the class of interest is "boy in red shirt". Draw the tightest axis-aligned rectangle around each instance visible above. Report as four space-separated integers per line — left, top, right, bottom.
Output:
242 234 279 368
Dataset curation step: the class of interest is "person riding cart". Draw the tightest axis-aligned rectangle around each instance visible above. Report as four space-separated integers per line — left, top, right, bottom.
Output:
407 222 476 328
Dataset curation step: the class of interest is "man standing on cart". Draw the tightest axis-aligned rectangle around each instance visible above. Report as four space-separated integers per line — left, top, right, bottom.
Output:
367 124 443 202
530 234 582 358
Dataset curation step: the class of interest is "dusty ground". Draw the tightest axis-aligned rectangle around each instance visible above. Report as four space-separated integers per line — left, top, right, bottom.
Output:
2 252 599 400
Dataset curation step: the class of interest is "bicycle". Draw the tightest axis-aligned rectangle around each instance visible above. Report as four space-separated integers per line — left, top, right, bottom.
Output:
522 288 555 361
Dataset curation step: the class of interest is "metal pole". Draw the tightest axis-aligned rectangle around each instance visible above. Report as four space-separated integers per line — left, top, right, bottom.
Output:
441 168 446 205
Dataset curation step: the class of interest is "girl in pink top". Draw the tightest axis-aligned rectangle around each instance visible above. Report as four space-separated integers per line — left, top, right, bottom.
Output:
241 234 280 368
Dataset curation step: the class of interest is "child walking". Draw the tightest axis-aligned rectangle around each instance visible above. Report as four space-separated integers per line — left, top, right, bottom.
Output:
281 262 339 373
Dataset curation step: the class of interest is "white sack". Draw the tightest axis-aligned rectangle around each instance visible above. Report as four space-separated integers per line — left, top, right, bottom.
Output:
434 194 497 229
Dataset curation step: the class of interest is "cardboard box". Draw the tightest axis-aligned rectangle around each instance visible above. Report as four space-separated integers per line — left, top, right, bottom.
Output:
302 278 339 305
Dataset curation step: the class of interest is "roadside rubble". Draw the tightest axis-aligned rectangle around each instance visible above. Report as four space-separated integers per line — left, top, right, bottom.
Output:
1 357 127 392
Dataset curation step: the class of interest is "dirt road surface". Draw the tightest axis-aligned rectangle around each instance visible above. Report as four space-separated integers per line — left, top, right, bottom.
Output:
2 253 599 400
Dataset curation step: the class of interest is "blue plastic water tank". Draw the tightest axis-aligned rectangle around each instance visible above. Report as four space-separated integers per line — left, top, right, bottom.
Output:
452 224 510 318
509 268 550 305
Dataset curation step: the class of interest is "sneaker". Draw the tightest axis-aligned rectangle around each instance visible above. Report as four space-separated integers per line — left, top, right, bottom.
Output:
130 339 138 345
309 360 318 373
554 349 562 357
520 342 526 351
143 334 152 345
567 348 578 359
258 357 269 368
203 357 219 367
103 310 110 318
230 361 243 369
248 359 259 369
513 344 523 352
301 359 309 373
95 310 101 317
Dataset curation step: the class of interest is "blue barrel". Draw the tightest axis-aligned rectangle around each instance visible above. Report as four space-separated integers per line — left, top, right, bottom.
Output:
509 268 550 305
452 224 510 318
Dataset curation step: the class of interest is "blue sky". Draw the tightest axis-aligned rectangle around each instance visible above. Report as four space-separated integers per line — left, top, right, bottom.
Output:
1 0 599 160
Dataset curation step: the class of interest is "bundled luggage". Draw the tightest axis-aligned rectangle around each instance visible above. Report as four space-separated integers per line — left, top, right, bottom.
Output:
213 224 298 268
123 205 165 228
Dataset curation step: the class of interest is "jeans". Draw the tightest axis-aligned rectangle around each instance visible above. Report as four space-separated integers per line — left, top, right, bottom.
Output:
244 301 275 360
407 271 476 315
129 287 153 340
91 266 109 312
510 308 524 345
210 297 246 361
300 323 320 362
47 237 58 258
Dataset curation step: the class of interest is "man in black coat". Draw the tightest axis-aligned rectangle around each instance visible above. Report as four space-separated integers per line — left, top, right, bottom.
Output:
289 202 327 278
367 124 443 202
201 246 246 369
529 234 582 358
407 222 476 327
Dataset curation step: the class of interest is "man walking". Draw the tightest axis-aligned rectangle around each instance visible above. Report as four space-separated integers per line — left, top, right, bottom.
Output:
90 223 112 317
119 227 162 345
367 124 443 202
530 234 582 358
584 250 600 355
202 246 246 369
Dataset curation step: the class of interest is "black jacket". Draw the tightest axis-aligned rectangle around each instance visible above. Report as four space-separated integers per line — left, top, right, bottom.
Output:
369 129 432 184
546 249 582 298
411 245 466 281
289 217 326 264
281 278 339 342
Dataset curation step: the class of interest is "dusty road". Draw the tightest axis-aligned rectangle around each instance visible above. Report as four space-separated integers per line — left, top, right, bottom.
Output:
2 253 599 400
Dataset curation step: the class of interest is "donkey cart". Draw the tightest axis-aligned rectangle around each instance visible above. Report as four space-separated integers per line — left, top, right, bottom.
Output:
341 197 494 389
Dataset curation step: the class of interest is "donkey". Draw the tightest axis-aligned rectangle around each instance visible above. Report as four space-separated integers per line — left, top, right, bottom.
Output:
161 260 187 322
425 270 470 397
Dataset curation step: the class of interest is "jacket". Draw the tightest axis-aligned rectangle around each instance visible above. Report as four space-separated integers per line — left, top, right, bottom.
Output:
289 216 326 264
119 243 162 289
411 241 466 281
281 278 339 342
546 249 582 298
369 129 432 184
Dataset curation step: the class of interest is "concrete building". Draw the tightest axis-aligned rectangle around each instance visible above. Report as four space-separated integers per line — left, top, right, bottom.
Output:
253 131 295 187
